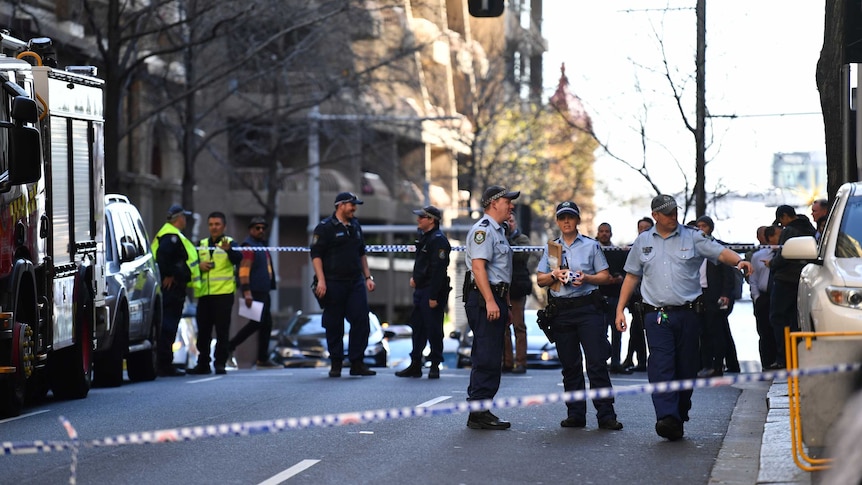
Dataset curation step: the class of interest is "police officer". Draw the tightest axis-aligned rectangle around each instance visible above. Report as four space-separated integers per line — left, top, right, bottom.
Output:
615 195 752 441
536 202 623 431
189 211 242 375
464 185 519 430
151 204 201 377
396 205 451 379
311 192 377 378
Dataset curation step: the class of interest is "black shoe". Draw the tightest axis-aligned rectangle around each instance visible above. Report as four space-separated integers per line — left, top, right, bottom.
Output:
655 416 684 441
560 416 587 428
215 367 227 375
329 362 342 378
511 365 526 374
428 365 440 379
467 411 511 430
598 418 624 430
158 367 186 377
696 367 722 378
628 365 647 372
395 365 422 378
610 364 633 375
187 365 212 375
724 365 741 373
350 362 376 376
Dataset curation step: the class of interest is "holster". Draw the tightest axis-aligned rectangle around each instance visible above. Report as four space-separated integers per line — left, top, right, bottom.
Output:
462 271 472 303
311 276 325 310
537 301 558 343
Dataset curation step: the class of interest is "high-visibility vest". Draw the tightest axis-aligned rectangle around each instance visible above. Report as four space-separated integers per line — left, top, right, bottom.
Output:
151 223 201 289
195 236 237 297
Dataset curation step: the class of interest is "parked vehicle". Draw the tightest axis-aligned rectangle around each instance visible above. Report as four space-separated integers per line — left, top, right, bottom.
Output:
783 182 862 333
0 32 108 416
450 309 560 369
272 311 391 368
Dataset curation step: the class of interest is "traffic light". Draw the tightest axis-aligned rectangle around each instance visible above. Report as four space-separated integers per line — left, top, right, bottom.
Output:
468 0 504 17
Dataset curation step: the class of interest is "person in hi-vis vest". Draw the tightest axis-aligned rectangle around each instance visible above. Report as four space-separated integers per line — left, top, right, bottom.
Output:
188 211 242 375
151 204 201 377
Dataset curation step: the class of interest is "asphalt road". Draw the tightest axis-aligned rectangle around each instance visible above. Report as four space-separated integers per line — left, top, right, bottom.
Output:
1 364 742 484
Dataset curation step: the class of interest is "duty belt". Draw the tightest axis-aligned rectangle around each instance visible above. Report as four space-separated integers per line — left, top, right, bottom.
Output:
549 292 597 310
470 281 510 298
641 301 697 313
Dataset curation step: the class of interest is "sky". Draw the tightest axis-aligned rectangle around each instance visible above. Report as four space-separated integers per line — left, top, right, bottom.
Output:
540 0 827 243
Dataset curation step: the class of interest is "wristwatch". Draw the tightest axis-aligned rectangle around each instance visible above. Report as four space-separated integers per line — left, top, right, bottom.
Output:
366 275 374 281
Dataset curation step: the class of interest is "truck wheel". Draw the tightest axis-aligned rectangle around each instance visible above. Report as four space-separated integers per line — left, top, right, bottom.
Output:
127 305 159 382
94 305 127 388
0 322 34 417
50 299 93 400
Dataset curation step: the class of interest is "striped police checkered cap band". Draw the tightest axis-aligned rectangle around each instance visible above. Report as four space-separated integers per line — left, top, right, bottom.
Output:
651 195 678 214
481 186 519 207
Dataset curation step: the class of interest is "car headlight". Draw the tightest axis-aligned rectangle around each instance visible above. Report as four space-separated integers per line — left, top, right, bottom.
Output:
826 286 862 309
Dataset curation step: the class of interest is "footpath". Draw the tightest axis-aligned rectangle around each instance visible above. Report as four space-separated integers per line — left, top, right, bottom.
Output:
711 376 814 485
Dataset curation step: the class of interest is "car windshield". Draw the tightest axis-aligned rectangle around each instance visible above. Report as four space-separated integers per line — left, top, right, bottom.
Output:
835 195 862 258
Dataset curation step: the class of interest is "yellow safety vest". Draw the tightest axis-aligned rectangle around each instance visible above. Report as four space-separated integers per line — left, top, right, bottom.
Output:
150 223 201 289
195 236 237 297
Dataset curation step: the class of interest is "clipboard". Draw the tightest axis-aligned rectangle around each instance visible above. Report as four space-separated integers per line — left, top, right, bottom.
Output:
548 241 562 291
238 299 264 321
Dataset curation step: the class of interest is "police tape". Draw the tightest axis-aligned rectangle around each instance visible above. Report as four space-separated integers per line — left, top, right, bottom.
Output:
204 244 774 253
2 362 860 458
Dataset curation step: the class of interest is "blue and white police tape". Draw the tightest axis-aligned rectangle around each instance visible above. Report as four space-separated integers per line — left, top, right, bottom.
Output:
2 362 859 458
201 244 778 253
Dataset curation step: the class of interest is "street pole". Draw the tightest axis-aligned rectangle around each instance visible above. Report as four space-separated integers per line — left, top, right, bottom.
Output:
695 0 706 216
304 106 321 312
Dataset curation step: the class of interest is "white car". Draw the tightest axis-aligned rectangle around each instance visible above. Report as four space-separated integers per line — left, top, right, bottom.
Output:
782 182 862 333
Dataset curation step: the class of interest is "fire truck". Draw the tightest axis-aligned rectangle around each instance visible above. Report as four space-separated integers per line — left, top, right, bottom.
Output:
0 32 107 416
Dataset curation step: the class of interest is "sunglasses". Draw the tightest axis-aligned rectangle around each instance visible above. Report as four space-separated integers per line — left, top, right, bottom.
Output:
252 225 266 231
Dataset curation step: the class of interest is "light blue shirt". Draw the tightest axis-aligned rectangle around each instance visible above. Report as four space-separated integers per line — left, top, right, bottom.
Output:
623 224 725 307
537 233 609 298
749 247 773 302
465 215 512 284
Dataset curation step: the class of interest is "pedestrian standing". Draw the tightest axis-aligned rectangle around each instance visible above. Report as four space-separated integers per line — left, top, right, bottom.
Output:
227 217 280 369
503 212 533 374
311 192 377 378
151 204 201 377
615 195 752 441
750 225 779 369
621 217 653 372
596 222 630 375
396 205 451 379
464 185 520 430
189 212 242 375
536 202 623 430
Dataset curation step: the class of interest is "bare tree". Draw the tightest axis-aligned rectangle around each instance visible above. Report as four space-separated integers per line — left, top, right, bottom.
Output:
816 0 849 198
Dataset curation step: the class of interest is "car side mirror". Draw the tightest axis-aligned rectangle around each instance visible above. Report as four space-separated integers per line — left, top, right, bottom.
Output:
120 241 138 262
781 236 818 261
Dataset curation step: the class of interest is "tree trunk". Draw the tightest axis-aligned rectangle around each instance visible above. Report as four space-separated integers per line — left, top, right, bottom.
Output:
817 0 848 198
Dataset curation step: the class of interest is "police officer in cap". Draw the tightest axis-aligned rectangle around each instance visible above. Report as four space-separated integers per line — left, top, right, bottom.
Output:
311 192 377 378
465 185 519 430
151 204 201 376
615 194 752 441
536 201 623 431
396 205 451 379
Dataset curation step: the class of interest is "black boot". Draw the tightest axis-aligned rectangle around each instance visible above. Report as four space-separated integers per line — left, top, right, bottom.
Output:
428 364 440 379
395 362 422 378
350 361 376 376
329 360 342 378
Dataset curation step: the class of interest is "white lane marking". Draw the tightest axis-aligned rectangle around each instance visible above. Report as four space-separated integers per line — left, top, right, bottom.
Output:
0 409 51 424
187 376 224 383
417 396 452 408
258 459 320 485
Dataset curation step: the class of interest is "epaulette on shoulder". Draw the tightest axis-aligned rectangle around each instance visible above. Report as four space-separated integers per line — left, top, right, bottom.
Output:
582 235 597 242
479 219 490 227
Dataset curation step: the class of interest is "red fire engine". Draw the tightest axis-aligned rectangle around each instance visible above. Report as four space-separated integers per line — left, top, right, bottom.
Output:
0 31 107 416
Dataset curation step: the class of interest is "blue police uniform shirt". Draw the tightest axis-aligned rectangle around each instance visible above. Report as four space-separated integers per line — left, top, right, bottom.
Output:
623 224 726 307
465 214 512 284
537 234 609 298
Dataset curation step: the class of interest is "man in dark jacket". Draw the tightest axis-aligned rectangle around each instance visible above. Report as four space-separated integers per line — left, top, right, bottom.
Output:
769 205 816 369
227 216 279 369
396 205 451 379
503 213 534 374
695 215 740 377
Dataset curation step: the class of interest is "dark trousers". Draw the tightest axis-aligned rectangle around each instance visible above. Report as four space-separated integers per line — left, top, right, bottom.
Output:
699 300 731 371
229 291 272 362
322 278 370 364
196 293 234 368
158 290 185 369
644 308 701 422
409 287 444 364
465 290 509 401
754 293 776 367
603 296 622 366
554 305 616 422
624 301 647 367
770 280 799 367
